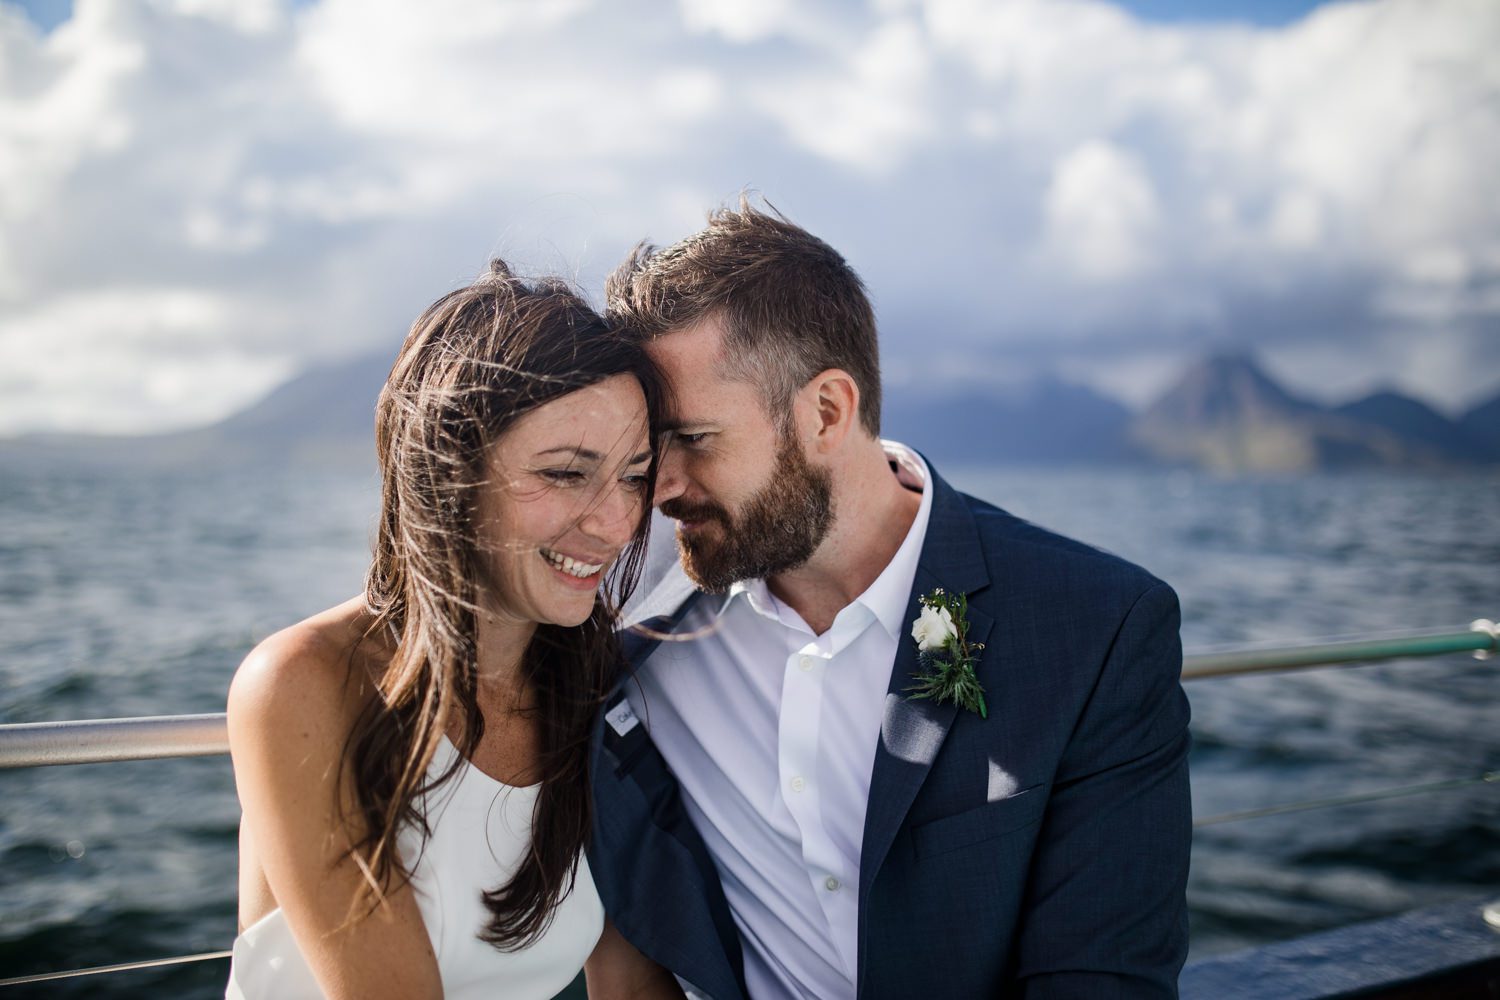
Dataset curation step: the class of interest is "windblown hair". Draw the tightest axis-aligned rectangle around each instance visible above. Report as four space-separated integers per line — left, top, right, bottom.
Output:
346 259 660 948
604 196 881 435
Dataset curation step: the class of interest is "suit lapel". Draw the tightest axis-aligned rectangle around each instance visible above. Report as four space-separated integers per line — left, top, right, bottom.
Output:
858 470 993 922
595 587 750 1000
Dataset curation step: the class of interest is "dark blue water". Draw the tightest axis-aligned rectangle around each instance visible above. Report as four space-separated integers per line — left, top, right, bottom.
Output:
1 459 1497 996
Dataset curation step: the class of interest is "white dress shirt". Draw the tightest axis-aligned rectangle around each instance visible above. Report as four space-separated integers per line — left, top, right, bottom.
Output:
626 442 932 1000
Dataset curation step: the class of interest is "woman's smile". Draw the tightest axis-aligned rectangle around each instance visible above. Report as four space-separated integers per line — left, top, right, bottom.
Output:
538 546 609 588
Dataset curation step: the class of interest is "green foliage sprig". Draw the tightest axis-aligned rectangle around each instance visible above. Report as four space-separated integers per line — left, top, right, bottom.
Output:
906 588 987 718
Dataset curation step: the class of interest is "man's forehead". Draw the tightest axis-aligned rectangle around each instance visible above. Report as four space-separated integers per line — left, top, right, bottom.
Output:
662 390 763 436
648 314 729 368
653 322 739 391
648 314 775 429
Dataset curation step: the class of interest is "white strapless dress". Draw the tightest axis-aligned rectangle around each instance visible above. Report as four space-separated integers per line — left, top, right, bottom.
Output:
226 736 604 999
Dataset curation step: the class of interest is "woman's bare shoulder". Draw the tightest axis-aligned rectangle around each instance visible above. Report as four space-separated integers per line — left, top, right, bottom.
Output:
227 596 388 742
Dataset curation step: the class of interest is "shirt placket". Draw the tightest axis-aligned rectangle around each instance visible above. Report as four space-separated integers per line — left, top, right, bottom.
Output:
776 611 868 983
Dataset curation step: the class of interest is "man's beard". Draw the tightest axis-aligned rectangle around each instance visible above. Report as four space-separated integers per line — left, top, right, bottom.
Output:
660 432 834 593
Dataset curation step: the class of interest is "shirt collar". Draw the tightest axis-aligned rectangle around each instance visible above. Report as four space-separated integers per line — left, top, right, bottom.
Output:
856 440 932 641
723 576 776 619
715 440 932 643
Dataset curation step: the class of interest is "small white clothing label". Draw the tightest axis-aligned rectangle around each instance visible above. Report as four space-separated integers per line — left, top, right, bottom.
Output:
606 700 640 737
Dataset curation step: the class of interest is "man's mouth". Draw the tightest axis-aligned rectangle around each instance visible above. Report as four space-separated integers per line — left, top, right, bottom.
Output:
661 500 728 533
539 547 606 579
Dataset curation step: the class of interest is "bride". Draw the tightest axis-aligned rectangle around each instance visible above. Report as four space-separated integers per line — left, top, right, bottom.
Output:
225 261 681 999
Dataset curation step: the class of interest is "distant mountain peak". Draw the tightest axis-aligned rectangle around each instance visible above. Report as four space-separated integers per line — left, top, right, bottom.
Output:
1336 388 1446 422
1333 389 1483 461
1144 352 1315 427
1129 353 1498 472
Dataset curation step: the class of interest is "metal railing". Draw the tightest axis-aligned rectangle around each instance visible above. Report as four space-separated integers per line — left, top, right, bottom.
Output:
0 712 229 769
0 950 235 989
1180 618 1498 679
1 617 1495 988
3 619 1494 770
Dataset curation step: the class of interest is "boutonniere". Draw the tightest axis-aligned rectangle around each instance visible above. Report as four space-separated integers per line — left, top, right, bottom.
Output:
907 589 987 718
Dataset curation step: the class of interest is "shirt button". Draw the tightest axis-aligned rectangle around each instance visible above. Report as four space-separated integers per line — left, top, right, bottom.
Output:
799 655 814 672
790 776 806 793
825 876 840 892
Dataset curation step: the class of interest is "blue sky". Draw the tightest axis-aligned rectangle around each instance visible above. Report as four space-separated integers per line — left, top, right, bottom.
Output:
10 0 1350 32
0 0 1494 434
1116 0 1338 23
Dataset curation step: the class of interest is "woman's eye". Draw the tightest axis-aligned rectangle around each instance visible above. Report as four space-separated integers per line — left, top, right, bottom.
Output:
676 432 708 447
621 473 649 492
540 469 586 485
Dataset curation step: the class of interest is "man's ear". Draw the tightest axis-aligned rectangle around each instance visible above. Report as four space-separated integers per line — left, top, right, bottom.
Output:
799 368 859 454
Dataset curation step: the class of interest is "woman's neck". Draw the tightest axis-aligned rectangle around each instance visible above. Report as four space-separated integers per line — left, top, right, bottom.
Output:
459 609 543 783
473 605 536 693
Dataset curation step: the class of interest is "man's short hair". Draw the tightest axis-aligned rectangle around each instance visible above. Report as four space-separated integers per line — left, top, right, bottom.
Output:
605 198 881 436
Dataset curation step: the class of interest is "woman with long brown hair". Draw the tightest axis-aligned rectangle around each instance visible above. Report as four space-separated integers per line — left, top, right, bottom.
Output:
225 262 682 999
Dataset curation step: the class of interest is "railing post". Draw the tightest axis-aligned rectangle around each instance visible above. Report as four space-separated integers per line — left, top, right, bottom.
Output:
1471 619 1498 661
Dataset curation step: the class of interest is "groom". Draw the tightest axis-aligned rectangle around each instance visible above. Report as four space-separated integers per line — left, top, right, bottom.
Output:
587 203 1191 999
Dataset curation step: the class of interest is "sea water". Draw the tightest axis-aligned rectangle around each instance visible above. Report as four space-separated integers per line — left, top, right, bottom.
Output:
1 458 1497 996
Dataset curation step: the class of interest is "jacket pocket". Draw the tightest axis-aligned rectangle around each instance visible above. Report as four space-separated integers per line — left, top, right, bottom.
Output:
911 784 1046 860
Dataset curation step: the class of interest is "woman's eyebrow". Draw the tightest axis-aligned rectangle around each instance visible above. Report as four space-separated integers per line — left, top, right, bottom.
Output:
535 446 653 465
536 445 600 461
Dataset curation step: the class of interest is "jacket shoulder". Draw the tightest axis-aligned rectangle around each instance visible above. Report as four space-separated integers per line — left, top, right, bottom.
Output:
959 491 1169 603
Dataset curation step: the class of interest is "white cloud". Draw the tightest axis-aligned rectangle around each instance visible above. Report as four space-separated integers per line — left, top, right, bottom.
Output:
0 1 142 222
750 16 935 170
678 0 796 43
0 0 1496 435
1042 140 1161 281
0 288 289 434
168 0 284 35
651 68 725 121
1266 190 1325 250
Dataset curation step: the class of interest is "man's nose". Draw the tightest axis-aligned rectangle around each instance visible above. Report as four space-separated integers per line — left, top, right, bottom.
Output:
653 442 687 507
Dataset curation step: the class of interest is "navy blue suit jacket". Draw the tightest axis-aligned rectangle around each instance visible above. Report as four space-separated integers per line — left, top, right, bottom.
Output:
588 465 1192 999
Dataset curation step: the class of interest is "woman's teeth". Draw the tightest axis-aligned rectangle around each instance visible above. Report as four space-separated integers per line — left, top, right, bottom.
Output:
540 549 604 578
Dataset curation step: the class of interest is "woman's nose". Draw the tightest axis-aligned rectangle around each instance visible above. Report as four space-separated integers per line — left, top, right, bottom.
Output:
582 480 643 543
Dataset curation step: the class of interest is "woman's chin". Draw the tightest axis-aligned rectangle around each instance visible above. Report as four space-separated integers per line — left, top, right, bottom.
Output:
549 608 595 628
537 592 600 629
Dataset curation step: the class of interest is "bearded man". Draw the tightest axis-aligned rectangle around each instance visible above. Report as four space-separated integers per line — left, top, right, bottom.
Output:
586 203 1191 1000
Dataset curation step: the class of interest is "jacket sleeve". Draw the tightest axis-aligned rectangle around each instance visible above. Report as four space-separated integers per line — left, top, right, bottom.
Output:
1013 581 1192 999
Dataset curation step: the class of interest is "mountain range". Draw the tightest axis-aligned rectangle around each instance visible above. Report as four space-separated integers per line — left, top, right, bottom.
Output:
1122 355 1500 472
890 354 1499 472
4 352 1498 474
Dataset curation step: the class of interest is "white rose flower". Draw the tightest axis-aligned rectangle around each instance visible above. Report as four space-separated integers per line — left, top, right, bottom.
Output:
911 604 956 653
